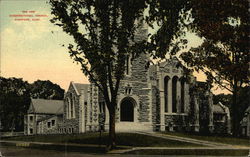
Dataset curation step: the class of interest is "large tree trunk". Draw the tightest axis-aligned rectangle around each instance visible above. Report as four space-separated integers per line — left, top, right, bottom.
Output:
107 105 116 150
232 84 240 137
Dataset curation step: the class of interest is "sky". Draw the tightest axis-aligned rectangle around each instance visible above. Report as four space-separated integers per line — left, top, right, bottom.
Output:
0 0 228 94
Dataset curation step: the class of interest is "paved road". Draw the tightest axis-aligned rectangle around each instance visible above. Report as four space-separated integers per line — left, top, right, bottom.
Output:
1 146 249 157
1 132 249 156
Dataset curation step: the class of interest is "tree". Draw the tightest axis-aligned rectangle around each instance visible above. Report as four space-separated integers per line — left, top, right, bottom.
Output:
30 80 65 100
181 0 250 136
0 77 30 132
0 77 65 132
214 86 250 129
213 94 232 106
49 0 189 149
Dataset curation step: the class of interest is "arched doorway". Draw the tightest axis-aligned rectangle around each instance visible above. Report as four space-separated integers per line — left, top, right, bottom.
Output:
120 97 136 122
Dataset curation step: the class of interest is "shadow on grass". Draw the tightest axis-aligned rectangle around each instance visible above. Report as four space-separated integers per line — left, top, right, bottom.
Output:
2 132 201 147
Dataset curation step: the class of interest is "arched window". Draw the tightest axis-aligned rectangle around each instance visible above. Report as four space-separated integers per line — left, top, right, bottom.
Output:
172 76 178 113
164 76 170 112
67 98 71 119
180 78 185 113
125 55 131 75
70 93 73 118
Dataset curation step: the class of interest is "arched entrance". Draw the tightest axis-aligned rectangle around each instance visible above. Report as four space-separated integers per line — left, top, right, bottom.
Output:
120 97 136 122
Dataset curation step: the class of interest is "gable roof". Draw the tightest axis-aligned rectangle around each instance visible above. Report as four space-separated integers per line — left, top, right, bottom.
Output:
74 83 89 94
29 99 64 114
70 82 89 99
213 102 227 114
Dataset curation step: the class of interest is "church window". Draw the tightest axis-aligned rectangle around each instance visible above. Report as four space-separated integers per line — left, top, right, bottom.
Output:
125 55 131 75
164 76 170 112
29 128 33 134
125 84 132 95
29 116 33 122
68 93 75 119
67 97 71 119
172 76 178 113
180 78 185 113
99 102 105 114
70 94 74 118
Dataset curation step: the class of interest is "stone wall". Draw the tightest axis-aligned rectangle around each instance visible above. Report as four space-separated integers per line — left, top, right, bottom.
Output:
189 81 214 133
164 115 189 131
62 84 80 133
27 113 50 135
38 115 63 134
117 53 151 123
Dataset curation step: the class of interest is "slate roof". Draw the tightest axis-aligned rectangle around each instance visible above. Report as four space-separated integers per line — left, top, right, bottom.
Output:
72 82 89 99
74 83 89 93
29 99 64 114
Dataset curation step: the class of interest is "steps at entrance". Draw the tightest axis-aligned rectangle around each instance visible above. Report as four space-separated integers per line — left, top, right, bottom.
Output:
116 122 153 132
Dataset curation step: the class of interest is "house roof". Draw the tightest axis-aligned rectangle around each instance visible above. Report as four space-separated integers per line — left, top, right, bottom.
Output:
29 99 64 114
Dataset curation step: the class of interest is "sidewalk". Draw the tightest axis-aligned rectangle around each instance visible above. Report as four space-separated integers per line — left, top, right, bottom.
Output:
135 131 250 148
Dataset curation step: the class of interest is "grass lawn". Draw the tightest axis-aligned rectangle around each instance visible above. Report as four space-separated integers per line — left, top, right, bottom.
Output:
2 132 200 147
125 149 249 156
162 131 250 146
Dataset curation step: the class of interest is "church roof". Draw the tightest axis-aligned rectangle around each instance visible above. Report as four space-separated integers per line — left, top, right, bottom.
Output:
71 82 89 99
74 83 89 93
213 102 227 114
29 99 64 114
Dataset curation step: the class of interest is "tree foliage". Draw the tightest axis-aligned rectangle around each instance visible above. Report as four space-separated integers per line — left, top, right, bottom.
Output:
181 0 250 136
30 80 65 100
214 86 250 128
0 77 64 131
0 77 30 131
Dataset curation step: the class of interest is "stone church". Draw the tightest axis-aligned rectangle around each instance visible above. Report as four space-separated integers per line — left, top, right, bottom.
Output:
25 55 225 135
24 22 231 135
80 55 215 133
